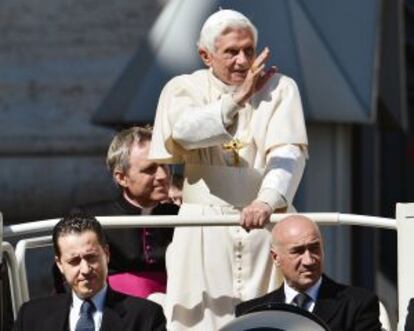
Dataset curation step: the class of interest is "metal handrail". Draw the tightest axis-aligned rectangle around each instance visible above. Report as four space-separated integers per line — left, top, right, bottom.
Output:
14 236 53 305
2 242 23 319
3 213 396 239
2 212 398 325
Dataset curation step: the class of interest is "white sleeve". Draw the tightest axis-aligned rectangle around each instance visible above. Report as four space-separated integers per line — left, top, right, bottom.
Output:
257 144 307 210
171 94 240 150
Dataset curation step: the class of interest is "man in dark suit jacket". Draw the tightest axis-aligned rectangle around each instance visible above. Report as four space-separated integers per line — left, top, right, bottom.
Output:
14 214 166 331
236 215 382 331
68 127 179 297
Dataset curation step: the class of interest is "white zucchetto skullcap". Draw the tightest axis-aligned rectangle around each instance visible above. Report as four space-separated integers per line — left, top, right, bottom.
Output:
198 9 258 52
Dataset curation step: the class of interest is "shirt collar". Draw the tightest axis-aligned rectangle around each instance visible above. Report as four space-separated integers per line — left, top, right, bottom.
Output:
72 284 107 312
284 277 322 304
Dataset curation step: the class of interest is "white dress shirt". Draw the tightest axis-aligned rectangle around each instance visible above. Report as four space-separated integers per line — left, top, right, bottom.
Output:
284 277 322 312
69 285 107 331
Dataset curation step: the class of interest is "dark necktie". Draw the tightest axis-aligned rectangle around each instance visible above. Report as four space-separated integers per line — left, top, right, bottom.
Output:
293 292 311 310
75 300 95 331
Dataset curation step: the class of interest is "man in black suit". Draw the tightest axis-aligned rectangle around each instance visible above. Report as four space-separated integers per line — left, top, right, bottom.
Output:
236 215 382 331
14 214 166 331
70 127 179 298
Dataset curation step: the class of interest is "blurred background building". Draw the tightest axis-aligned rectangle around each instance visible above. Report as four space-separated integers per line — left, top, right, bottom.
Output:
1 0 414 328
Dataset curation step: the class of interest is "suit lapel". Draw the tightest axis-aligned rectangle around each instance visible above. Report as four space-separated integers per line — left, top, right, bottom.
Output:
43 294 71 331
101 288 127 331
265 278 342 325
313 275 342 324
270 285 285 303
239 285 285 315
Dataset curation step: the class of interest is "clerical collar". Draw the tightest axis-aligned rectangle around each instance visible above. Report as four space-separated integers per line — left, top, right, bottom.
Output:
72 284 107 312
284 277 322 304
208 68 238 93
141 207 153 215
118 195 154 215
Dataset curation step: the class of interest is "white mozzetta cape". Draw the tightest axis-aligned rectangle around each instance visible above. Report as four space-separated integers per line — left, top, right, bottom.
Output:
150 69 307 162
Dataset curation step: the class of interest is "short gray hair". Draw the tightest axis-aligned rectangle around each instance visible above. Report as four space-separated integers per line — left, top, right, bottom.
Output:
197 9 258 52
106 126 152 175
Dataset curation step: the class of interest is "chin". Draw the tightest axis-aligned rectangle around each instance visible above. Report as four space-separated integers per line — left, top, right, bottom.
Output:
231 73 247 84
75 289 94 299
304 277 319 287
230 78 245 86
153 192 168 201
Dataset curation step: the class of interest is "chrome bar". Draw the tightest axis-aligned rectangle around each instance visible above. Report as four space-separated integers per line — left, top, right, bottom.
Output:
3 213 396 239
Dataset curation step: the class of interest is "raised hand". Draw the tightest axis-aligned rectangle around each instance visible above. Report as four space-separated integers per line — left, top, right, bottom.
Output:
233 47 278 106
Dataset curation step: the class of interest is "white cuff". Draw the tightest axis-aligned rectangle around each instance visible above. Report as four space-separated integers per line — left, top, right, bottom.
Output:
221 94 241 127
257 189 287 211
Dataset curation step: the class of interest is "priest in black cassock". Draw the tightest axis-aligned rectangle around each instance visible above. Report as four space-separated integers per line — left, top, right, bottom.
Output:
71 127 178 298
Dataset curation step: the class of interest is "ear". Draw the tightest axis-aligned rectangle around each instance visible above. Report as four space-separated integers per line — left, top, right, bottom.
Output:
114 171 128 188
104 245 110 264
199 48 213 67
55 256 64 274
271 248 280 266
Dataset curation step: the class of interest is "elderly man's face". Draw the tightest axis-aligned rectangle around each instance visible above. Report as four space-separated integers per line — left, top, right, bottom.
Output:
115 141 170 207
56 231 109 299
271 217 324 292
199 28 256 85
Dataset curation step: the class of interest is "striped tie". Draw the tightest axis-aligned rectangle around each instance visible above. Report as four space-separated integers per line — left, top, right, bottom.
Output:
293 292 311 309
75 300 95 331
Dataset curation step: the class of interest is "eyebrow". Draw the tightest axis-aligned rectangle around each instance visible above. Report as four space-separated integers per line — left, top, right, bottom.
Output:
140 162 158 171
289 241 321 250
64 249 99 259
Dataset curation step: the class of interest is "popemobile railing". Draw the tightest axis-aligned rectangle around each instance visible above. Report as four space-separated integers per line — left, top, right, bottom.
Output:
2 204 414 330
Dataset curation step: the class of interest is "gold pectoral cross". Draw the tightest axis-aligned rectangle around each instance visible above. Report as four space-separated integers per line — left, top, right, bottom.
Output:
223 138 249 166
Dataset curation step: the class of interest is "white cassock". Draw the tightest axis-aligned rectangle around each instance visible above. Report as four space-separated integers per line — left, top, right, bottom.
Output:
149 68 308 330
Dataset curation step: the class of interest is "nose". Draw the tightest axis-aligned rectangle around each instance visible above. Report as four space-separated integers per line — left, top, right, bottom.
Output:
236 50 249 66
80 259 91 274
302 249 314 265
155 165 169 181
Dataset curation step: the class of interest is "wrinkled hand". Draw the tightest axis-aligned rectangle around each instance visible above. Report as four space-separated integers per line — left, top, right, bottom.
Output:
233 47 278 106
240 200 273 230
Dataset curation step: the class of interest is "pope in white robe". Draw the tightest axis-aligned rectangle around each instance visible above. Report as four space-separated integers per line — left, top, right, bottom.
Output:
149 9 308 331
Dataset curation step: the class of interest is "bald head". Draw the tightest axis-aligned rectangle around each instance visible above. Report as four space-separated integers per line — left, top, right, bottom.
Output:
271 215 324 292
272 215 322 248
